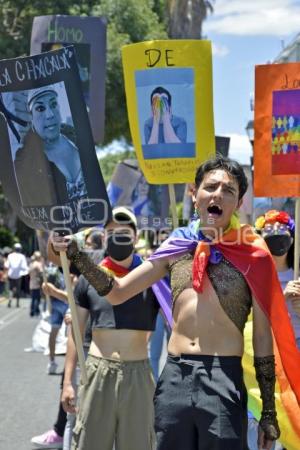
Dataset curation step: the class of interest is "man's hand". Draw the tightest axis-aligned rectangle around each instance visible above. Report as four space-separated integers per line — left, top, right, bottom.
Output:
257 425 276 450
50 232 78 258
284 280 300 301
61 383 77 414
64 312 72 326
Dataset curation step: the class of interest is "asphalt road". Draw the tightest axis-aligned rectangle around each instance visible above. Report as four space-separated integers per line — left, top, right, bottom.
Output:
0 297 65 450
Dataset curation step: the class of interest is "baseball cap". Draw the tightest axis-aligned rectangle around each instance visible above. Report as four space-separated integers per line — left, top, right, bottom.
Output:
27 87 58 111
14 243 22 250
109 206 137 231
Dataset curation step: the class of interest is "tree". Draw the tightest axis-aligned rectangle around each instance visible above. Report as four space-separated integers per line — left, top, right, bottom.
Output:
0 0 167 143
0 225 14 248
99 147 136 186
166 0 214 38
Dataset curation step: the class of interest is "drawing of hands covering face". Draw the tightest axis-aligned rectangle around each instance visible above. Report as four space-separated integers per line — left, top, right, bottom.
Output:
151 94 161 123
160 94 171 122
152 93 171 124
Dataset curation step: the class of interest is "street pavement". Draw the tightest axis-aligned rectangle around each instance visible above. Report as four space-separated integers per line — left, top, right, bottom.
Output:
0 297 65 450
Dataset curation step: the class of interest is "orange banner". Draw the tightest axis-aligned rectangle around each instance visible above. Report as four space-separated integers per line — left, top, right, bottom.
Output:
254 62 300 197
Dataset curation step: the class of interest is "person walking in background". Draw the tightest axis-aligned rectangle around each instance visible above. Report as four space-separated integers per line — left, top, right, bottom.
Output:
6 242 28 308
0 251 7 300
29 251 43 317
43 264 69 375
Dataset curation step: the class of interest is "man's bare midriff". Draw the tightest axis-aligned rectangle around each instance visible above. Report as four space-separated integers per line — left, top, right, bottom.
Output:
168 276 244 357
89 329 149 361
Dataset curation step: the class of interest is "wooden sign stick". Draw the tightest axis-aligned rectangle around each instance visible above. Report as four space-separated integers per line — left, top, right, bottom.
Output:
168 184 179 230
60 251 87 384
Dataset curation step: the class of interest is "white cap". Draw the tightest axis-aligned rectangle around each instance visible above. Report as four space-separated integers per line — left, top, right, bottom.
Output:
111 206 137 230
27 87 58 111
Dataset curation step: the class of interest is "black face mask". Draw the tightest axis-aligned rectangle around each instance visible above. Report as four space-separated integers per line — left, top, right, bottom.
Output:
106 234 134 261
264 234 292 256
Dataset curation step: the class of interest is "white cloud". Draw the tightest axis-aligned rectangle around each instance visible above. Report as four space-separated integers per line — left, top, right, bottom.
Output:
212 42 229 57
97 139 133 159
205 0 300 36
227 133 253 165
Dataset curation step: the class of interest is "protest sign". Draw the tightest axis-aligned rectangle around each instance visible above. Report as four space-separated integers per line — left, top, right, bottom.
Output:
0 46 111 234
31 15 107 143
107 160 171 230
122 40 215 184
255 62 300 275
255 62 300 197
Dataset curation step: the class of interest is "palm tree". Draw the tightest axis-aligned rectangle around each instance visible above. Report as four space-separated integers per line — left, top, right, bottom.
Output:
166 0 214 39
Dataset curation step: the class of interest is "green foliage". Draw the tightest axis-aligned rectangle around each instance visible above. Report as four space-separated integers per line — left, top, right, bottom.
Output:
91 0 167 143
0 0 167 143
0 225 14 248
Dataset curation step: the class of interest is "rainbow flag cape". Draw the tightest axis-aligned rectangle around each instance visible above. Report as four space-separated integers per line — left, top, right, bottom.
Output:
149 221 300 448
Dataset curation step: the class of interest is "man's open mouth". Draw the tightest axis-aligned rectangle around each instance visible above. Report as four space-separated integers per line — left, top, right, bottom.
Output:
207 205 223 216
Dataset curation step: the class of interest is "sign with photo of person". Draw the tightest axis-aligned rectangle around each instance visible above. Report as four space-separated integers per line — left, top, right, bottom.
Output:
255 62 300 197
0 46 111 233
107 159 171 229
122 40 215 184
31 15 107 143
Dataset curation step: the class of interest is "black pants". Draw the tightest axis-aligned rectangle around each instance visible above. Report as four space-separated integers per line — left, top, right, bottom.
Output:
154 354 248 450
54 370 67 437
30 289 41 316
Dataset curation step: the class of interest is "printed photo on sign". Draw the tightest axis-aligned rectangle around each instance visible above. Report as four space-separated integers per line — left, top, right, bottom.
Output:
1 81 87 207
42 43 91 105
30 16 107 144
107 160 170 228
135 67 195 160
272 89 300 175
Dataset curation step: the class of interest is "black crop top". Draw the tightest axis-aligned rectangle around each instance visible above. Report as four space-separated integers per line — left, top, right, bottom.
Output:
74 275 159 331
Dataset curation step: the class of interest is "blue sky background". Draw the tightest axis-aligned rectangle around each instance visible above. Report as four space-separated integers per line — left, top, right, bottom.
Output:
202 0 300 164
101 1 300 166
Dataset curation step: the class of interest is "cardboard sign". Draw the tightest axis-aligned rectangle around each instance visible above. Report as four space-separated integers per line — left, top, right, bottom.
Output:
122 40 215 184
31 15 107 143
107 160 171 229
0 46 111 233
255 62 300 197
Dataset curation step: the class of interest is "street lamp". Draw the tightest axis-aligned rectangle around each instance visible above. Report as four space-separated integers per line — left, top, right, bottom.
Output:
245 119 254 183
245 119 254 148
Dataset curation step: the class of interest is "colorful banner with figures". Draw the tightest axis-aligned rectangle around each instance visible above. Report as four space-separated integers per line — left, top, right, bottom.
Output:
122 40 215 184
31 15 107 144
255 62 300 197
0 46 111 233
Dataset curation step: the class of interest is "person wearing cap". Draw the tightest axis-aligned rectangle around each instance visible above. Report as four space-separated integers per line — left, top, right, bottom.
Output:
5 242 28 308
28 250 43 317
50 207 159 450
14 86 87 206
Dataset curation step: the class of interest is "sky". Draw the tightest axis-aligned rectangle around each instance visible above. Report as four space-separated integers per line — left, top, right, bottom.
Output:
203 0 300 164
